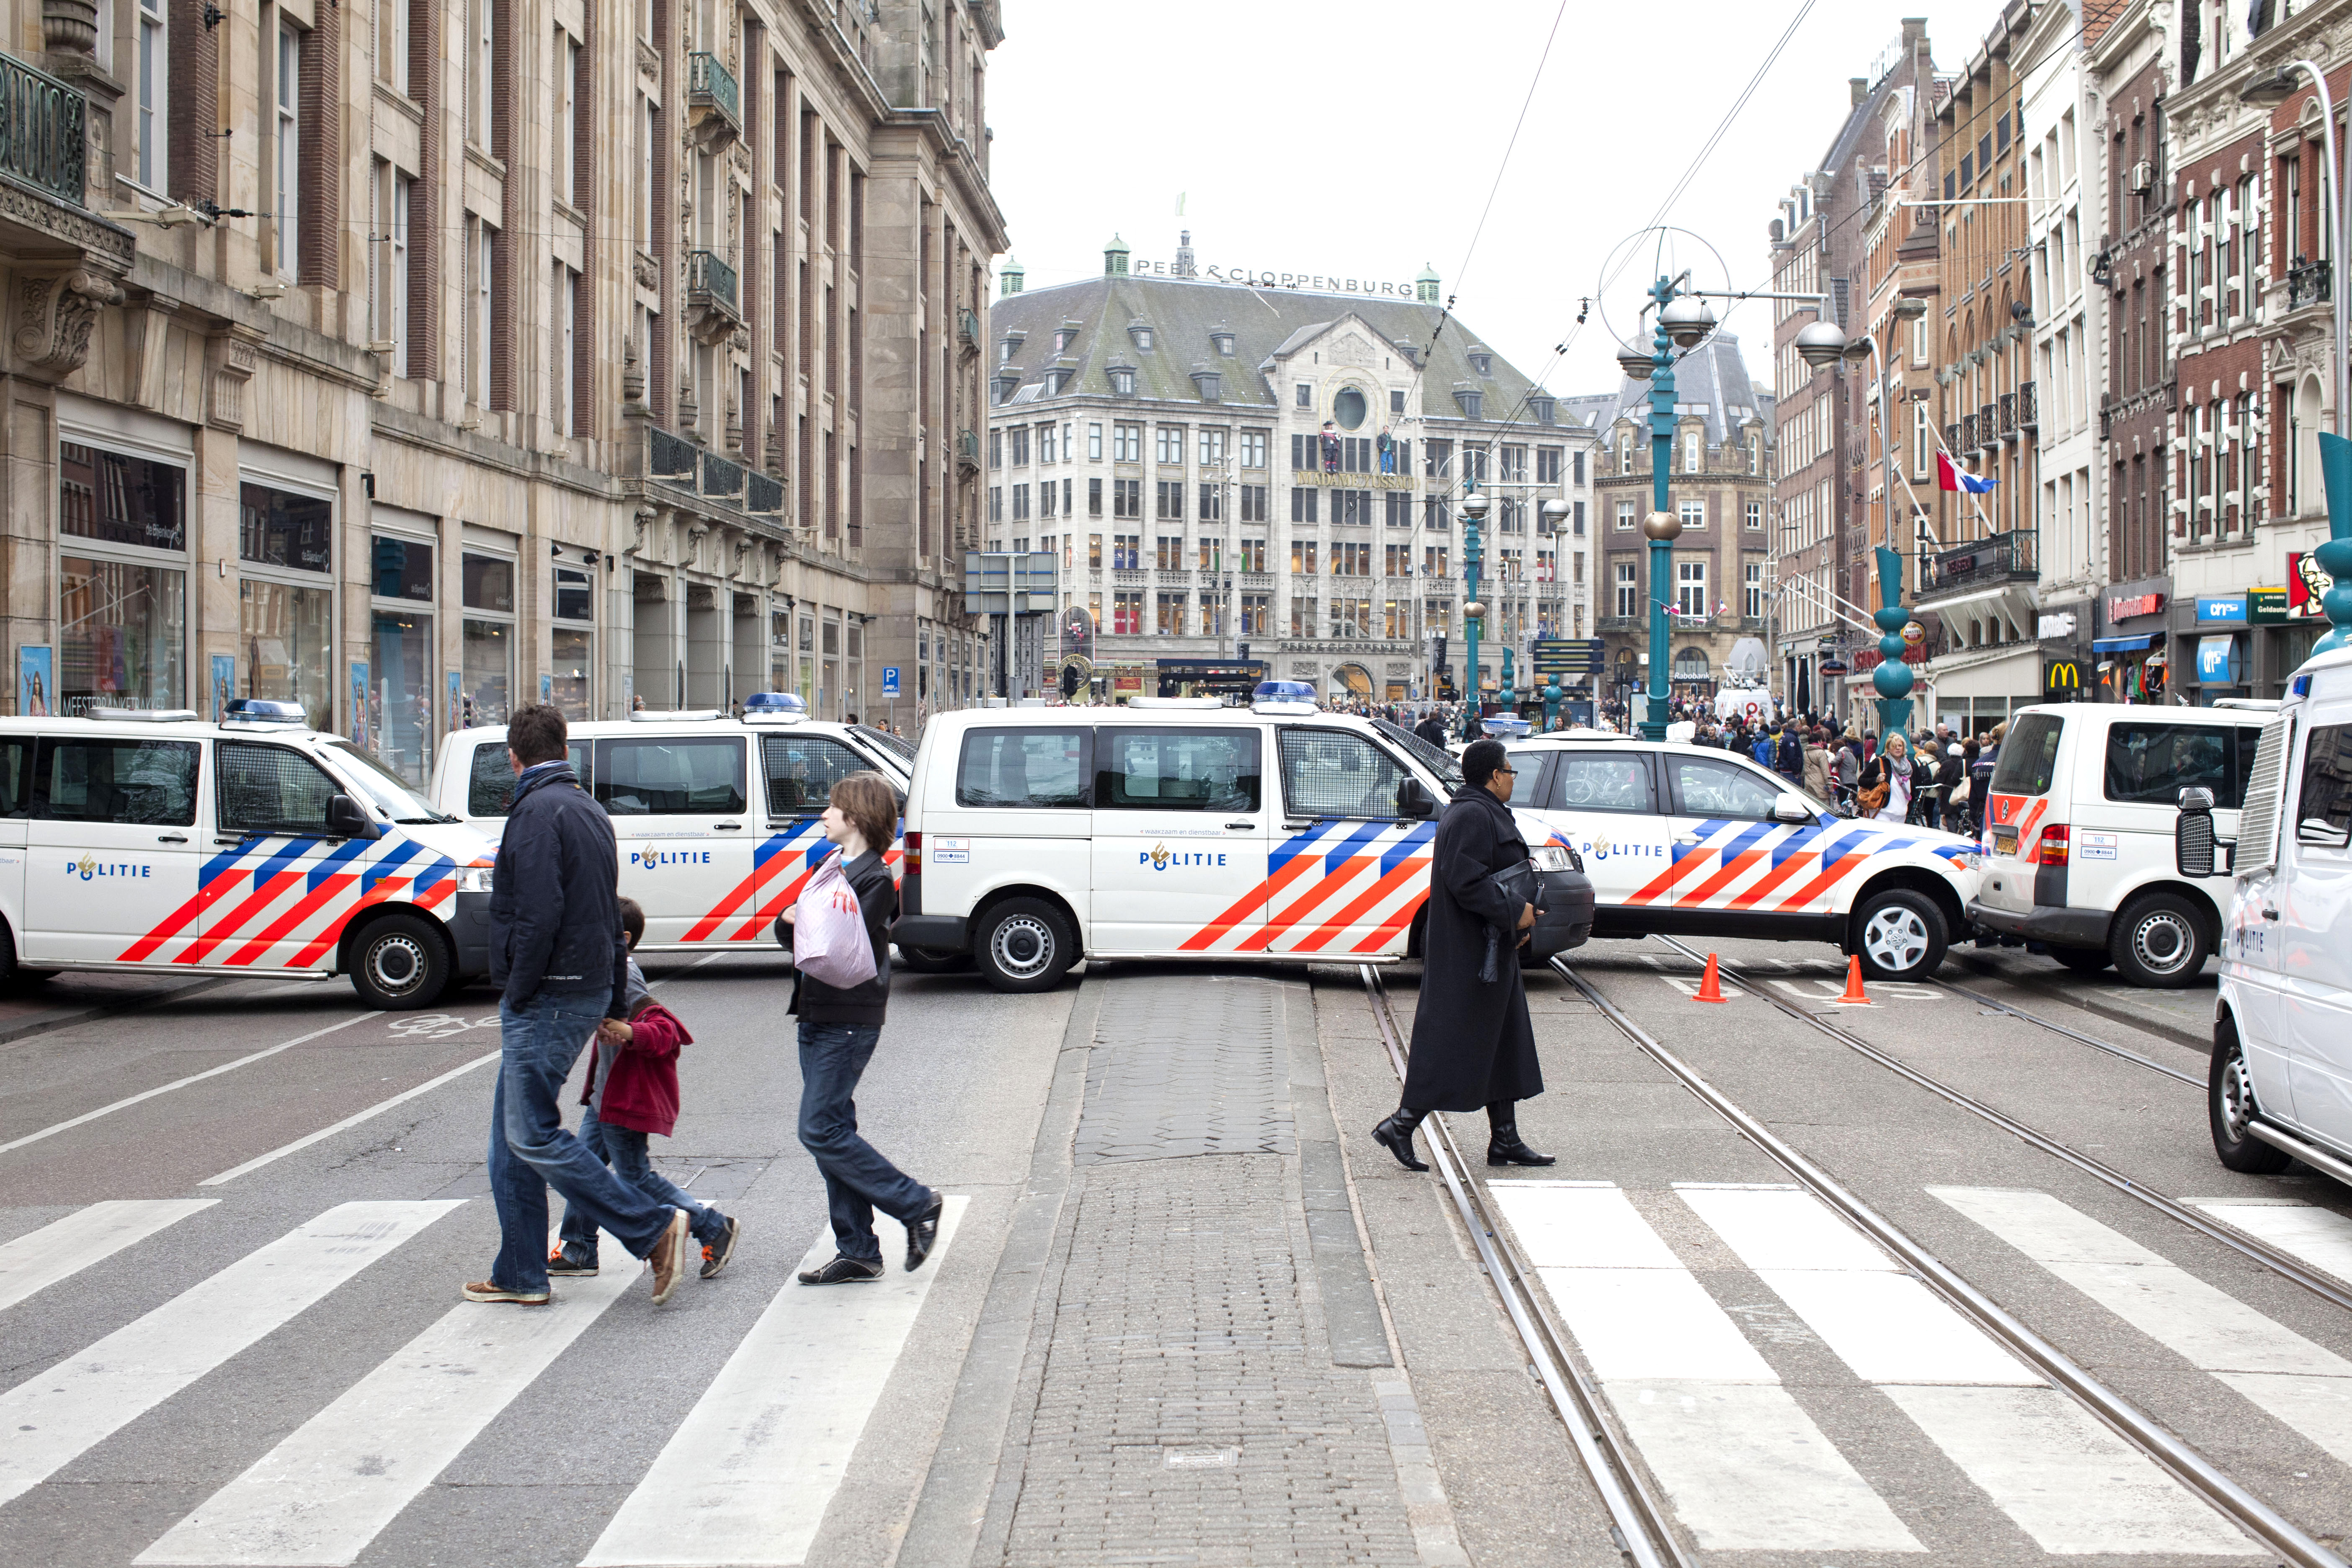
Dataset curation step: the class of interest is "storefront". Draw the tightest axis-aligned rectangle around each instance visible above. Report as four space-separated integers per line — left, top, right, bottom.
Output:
369 526 437 784
2092 578 2169 704
54 428 190 716
2183 594 2252 704
238 468 337 729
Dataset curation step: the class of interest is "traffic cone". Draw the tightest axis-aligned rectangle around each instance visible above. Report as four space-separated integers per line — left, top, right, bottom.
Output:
1837 954 1873 1005
1693 952 1729 1003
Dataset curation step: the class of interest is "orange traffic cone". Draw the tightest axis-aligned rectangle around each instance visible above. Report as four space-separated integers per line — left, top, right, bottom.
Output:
1693 952 1729 1003
1837 954 1873 1005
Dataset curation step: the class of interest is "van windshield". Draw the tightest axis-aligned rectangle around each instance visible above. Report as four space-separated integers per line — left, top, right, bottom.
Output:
1371 719 1462 790
1990 714 2064 797
327 740 457 823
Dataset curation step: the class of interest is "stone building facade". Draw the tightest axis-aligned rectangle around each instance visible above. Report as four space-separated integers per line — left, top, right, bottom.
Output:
986 239 1598 707
1 0 1003 777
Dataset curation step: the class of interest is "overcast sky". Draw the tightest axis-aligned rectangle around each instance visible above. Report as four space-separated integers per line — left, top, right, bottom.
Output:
985 0 1987 403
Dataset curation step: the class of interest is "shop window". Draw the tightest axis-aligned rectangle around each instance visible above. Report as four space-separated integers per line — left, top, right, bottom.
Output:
462 551 516 725
59 553 186 715
372 536 433 600
239 578 333 728
61 443 185 551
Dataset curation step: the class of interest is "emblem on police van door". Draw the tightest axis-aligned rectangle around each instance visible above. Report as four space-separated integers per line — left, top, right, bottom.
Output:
76 855 95 879
1589 835 1612 860
1150 843 1171 870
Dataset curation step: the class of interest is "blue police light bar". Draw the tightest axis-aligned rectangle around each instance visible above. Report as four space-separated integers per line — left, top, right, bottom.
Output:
1251 680 1318 715
220 698 309 726
742 691 809 723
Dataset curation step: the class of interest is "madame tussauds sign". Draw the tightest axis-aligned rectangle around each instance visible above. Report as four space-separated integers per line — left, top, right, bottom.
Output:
1127 258 1425 297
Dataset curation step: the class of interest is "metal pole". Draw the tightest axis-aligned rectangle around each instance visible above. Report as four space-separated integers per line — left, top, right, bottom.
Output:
1462 498 1483 739
1643 276 1679 742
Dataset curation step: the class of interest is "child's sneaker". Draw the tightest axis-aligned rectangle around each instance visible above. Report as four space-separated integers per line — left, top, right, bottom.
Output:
547 1244 598 1277
699 1216 741 1279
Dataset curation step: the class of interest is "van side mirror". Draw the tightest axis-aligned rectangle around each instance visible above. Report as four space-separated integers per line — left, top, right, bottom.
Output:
2299 817 2352 850
2175 786 2216 878
1397 776 1436 820
326 792 379 841
1771 791 1817 825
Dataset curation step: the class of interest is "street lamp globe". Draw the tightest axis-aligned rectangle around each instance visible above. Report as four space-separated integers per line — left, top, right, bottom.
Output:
1463 600 1487 621
1616 341 1656 379
1795 320 1850 369
1661 295 1716 349
1460 491 1491 521
1643 510 1683 542
1540 498 1570 534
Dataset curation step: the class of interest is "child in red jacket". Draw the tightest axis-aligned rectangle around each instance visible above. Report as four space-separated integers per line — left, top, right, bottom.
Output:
551 899 741 1280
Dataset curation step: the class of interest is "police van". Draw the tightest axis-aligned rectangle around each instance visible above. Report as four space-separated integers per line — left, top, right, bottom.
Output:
1498 732 1984 981
0 701 498 1008
1969 701 2272 986
2175 645 2352 1184
893 683 1594 993
430 694 912 954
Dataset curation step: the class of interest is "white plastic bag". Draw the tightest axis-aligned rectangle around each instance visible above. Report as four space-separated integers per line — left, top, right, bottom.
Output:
789 850 877 989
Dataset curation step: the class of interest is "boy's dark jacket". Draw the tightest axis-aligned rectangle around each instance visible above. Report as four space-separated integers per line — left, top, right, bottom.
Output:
579 1000 691 1137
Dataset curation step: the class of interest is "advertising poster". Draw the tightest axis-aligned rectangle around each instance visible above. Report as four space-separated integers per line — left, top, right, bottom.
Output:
350 661 371 749
210 653 235 722
16 645 52 717
540 672 553 704
447 670 463 729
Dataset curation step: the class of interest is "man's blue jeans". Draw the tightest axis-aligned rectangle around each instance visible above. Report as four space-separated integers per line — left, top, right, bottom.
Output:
797 1020 931 1264
489 991 674 1293
558 1101 729 1254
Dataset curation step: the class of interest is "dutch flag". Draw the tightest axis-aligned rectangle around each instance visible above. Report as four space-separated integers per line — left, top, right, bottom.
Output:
1938 450 1996 493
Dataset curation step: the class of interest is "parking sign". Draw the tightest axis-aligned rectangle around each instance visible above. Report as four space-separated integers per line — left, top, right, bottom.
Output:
882 666 901 697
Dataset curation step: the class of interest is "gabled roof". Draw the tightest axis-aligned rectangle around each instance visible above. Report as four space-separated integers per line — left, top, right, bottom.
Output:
1558 335 1775 448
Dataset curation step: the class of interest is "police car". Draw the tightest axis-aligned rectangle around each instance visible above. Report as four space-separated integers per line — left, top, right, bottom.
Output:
430 694 912 954
0 700 499 1008
893 682 1595 993
1499 733 1984 980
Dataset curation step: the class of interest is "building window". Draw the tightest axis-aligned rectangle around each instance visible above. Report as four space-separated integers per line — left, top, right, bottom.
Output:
1155 480 1183 521
1113 422 1140 462
1111 368 1136 397
1089 422 1104 461
1536 447 1561 485
1744 560 1762 621
1679 499 1705 530
554 29 579 206
1681 431 1701 472
1113 479 1140 519
1744 500 1763 530
1614 560 1637 619
58 441 188 716
1675 558 1707 618
1010 427 1030 465
1615 500 1636 531
1296 382 1312 407
1198 426 1228 466
370 535 435 782
274 25 300 277
134 0 164 191
1155 425 1184 464
460 552 515 725
1291 487 1318 524
1088 477 1104 517
472 0 494 144
238 482 336 729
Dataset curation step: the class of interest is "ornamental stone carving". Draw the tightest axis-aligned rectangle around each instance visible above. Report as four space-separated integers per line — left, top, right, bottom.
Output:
206 324 266 432
11 265 123 380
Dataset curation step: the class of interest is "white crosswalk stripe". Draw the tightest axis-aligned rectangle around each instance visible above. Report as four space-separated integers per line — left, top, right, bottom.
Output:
0 1199 217 1315
581 1198 967 1568
1678 1183 2259 1556
0 1201 459 1508
1489 1181 1921 1553
2193 1200 2352 1290
137 1231 637 1567
1932 1186 2352 1470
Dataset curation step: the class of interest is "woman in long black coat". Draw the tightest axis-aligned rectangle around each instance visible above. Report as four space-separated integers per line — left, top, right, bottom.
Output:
1373 739 1553 1171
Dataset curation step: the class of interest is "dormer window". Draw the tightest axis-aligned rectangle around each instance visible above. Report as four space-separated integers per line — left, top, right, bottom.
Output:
1110 366 1137 397
1531 395 1556 426
1191 366 1222 402
1056 319 1082 353
999 330 1024 363
1211 330 1235 357
993 373 1019 405
1454 385 1483 421
1128 320 1154 351
1467 346 1493 377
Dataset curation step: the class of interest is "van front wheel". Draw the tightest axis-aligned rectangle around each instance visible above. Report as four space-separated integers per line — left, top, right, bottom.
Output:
2110 892 2208 988
974 899 1075 994
2210 1019 2292 1173
347 912 453 1010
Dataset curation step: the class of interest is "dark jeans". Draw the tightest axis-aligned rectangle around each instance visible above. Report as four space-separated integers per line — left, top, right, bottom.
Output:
558 1101 730 1254
797 1020 931 1264
489 991 674 1293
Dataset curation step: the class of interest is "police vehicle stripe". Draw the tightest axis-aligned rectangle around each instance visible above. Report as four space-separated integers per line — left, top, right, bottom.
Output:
1281 857 1426 954
222 875 360 969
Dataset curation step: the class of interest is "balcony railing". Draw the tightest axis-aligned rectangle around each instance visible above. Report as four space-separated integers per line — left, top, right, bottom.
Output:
684 249 742 343
746 469 784 516
0 52 88 206
1978 402 1998 447
1944 423 1959 455
1921 529 2038 596
1999 392 2018 438
957 426 980 471
2289 258 2332 311
958 308 979 349
2018 380 2038 432
650 426 697 479
686 53 741 148
701 450 743 498
1959 414 1977 450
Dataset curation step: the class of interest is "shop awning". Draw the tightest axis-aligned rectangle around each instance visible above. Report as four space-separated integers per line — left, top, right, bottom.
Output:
2092 634 2156 652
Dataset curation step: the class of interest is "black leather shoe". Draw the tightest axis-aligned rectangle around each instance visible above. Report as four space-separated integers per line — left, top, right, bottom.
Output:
1487 1123 1557 1167
1372 1110 1431 1172
798 1254 885 1286
905 1194 946 1272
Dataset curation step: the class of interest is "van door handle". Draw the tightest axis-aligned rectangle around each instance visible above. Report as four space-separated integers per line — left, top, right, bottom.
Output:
2262 907 2280 921
1674 834 1699 846
1225 821 1256 830
713 821 744 830
157 833 188 843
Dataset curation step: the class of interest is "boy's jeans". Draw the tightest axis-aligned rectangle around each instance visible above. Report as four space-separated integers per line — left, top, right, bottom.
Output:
558 1102 728 1254
798 1020 931 1264
488 992 674 1294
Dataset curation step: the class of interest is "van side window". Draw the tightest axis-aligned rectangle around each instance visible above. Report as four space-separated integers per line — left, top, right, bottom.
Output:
33 738 199 825
1277 730 1408 820
2297 724 2352 836
2103 722 2245 808
1547 751 1653 813
0 739 28 816
1669 756 1781 821
217 743 340 837
594 737 746 815
1098 729 1260 812
762 735 870 817
955 728 1091 808
468 740 592 816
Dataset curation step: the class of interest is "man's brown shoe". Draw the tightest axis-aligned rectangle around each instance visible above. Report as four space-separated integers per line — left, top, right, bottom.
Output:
463 1280 551 1304
648 1209 689 1305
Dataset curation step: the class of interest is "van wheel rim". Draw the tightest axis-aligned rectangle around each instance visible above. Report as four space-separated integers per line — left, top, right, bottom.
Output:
991 916 1054 979
1862 908 1929 973
2221 1046 2258 1142
367 934 429 996
2131 910 2195 975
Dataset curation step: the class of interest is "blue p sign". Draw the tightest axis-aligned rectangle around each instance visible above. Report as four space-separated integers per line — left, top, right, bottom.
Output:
882 666 901 696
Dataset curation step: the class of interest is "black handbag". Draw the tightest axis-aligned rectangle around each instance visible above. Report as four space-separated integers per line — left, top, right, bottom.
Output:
1477 859 1540 982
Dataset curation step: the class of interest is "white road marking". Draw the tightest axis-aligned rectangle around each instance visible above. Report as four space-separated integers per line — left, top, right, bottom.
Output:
1490 1183 1919 1553
0 1201 458 1506
0 1014 378 1158
201 1052 499 1186
137 1232 635 1566
1681 1185 2257 1554
0 1200 217 1315
582 1197 968 1567
2194 1201 2352 1289
1932 1186 2352 1467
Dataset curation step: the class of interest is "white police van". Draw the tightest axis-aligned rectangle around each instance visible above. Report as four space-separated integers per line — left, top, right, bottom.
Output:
895 683 1594 993
1498 732 1984 980
2177 645 2352 1185
0 700 499 1007
430 694 911 954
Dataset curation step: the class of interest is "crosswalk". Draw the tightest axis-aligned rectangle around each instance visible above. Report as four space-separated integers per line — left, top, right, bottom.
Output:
1492 1179 2352 1558
0 1196 964 1565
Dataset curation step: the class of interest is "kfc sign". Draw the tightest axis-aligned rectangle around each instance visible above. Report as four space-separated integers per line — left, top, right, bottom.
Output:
2290 552 2335 619
2107 591 2167 622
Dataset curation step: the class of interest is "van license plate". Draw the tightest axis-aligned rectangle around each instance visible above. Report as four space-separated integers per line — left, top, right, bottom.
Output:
1991 826 2017 855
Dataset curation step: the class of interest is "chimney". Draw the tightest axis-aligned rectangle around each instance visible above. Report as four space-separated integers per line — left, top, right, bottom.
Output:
1901 16 1927 47
1851 76 1869 108
1104 233 1130 277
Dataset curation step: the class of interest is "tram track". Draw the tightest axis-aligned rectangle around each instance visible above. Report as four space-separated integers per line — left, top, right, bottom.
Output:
1646 934 2352 1317
1355 964 1692 1568
1545 949 2351 1568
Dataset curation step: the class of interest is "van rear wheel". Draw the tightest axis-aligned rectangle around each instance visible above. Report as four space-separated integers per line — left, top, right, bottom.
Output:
347 912 452 1010
974 898 1075 994
2109 892 2208 988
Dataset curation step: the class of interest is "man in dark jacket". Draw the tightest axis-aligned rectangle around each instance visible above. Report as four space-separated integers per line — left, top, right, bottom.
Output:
1372 739 1552 1172
467 703 691 1308
1414 709 1449 748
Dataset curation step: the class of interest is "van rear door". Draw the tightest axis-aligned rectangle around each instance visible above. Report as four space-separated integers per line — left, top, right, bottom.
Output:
2076 718 2252 910
2281 712 2352 1148
0 738 26 957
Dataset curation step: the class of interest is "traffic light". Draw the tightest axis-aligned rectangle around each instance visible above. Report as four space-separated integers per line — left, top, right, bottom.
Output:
1060 663 1081 700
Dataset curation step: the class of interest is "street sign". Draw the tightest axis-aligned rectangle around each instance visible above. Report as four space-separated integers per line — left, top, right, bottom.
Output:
882 666 901 697
1529 637 1604 674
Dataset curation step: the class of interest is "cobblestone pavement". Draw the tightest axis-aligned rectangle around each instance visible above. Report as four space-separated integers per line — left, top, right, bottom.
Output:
975 971 1453 1568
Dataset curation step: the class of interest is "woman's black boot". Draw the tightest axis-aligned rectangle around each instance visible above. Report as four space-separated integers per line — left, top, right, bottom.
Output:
1372 1108 1431 1171
1487 1102 1555 1167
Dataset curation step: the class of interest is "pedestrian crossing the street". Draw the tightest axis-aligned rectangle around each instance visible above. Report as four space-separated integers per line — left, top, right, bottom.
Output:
0 1197 964 1567
1489 1179 2323 1558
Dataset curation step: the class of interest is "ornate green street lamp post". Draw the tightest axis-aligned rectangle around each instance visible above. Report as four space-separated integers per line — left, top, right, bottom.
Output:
1870 544 1916 736
1460 490 1489 738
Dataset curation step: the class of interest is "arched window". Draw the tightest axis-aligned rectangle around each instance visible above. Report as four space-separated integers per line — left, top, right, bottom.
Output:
1672 647 1710 682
